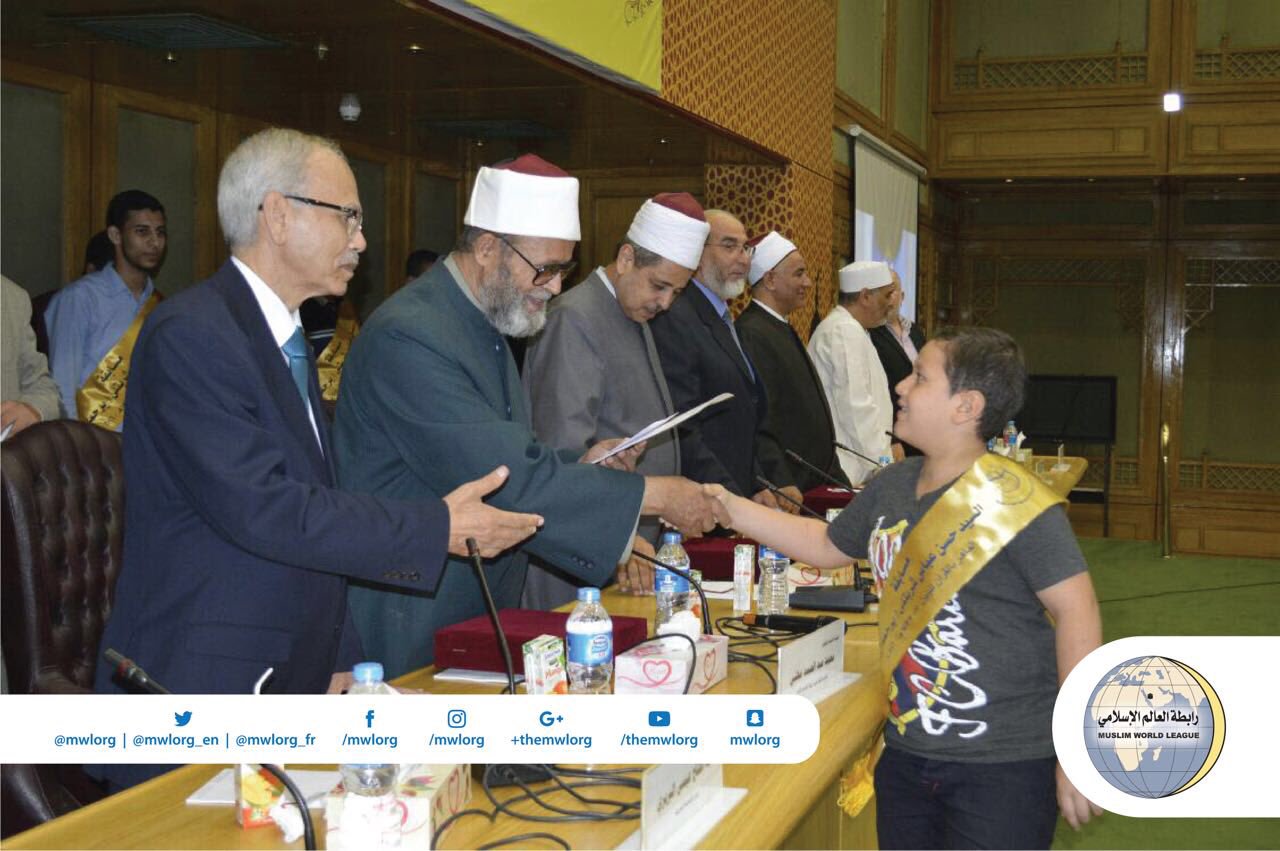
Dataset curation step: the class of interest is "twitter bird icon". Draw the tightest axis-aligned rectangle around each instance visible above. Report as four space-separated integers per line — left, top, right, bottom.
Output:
174 711 192 727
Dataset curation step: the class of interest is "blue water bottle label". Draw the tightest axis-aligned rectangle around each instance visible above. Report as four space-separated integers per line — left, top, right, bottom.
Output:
568 630 613 666
655 567 689 594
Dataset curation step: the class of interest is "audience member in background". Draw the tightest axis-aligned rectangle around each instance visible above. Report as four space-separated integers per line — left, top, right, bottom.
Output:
808 260 903 484
2 275 62 433
649 209 786 512
93 128 540 792
334 154 719 676
83 230 116 275
405 248 440 282
736 231 849 495
870 270 926 453
522 192 709 608
46 191 167 431
706 326 1102 849
30 230 118 356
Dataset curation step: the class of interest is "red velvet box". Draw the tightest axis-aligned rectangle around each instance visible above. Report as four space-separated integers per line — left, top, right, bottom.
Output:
433 608 650 675
682 536 755 581
803 485 857 514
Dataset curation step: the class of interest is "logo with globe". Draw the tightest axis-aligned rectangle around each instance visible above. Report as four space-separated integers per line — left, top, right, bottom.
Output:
1083 656 1225 798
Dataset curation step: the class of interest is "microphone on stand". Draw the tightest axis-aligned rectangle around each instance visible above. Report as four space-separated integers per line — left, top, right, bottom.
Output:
834 441 887 469
103 649 172 695
755 475 828 522
785 449 849 489
465 538 517 697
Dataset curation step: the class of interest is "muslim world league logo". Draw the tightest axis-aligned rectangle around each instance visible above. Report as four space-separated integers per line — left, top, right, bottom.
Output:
1084 656 1225 798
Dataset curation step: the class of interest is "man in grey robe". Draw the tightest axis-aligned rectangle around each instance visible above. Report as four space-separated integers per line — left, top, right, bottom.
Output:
522 192 711 608
334 155 719 677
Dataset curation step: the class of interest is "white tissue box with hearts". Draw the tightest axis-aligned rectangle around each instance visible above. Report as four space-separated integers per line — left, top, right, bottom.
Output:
613 634 728 695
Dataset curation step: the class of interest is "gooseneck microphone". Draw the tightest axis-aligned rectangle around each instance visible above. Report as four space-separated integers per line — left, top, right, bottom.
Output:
466 537 517 697
834 441 887 469
784 449 848 489
630 550 712 637
755 475 828 522
104 649 172 695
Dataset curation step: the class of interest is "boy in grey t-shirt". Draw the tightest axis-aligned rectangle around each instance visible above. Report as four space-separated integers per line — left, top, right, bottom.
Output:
707 326 1102 849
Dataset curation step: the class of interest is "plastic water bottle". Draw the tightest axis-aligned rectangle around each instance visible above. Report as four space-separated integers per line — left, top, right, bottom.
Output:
338 663 399 847
566 587 613 694
1003 420 1019 452
654 531 691 629
758 547 791 615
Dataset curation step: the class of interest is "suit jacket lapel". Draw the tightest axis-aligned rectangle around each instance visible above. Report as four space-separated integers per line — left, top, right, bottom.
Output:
217 262 332 483
691 286 753 383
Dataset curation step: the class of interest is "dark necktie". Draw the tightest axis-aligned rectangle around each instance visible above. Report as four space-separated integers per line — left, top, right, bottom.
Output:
281 326 311 407
722 310 755 382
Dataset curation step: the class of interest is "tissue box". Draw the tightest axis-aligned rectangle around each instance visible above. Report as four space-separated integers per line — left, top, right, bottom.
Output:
325 763 471 850
788 563 855 591
614 634 728 695
236 763 286 827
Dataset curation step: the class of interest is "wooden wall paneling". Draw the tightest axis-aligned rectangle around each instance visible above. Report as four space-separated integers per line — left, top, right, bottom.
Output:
1169 178 1280 241
1069 500 1158 540
1171 99 1280 174
91 82 219 281
578 169 705 281
935 0 1174 112
934 106 1168 178
341 139 404 311
1172 0 1280 98
2 60 92 285
1167 238 1280 513
952 181 1162 244
1171 507 1280 558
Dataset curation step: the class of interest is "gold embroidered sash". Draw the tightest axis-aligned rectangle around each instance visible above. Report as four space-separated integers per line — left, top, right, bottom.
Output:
838 453 1064 817
76 291 162 430
878 452 1065 681
316 299 360 402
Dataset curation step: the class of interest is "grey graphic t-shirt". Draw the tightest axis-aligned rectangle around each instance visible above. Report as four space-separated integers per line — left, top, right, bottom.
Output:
828 457 1087 763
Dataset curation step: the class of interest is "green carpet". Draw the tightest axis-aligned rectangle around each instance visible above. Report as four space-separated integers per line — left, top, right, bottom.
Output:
1052 538 1280 850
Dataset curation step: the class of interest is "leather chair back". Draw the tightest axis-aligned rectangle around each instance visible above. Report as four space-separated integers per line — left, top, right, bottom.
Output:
2 419 124 695
2 419 123 835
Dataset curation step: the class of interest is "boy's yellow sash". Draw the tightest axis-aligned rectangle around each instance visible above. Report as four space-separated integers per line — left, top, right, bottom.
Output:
76 291 162 430
838 453 1063 817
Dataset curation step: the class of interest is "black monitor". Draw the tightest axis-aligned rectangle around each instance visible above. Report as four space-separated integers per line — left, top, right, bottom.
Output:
1017 375 1117 444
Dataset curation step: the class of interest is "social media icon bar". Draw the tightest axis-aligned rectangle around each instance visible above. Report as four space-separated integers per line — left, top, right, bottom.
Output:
648 710 671 727
174 711 192 727
447 709 467 728
747 709 764 727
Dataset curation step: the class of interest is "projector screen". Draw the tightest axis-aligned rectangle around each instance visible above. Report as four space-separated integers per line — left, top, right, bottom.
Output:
851 137 920 321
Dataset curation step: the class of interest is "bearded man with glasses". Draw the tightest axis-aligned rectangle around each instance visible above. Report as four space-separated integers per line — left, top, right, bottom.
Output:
334 154 721 677
649 209 788 514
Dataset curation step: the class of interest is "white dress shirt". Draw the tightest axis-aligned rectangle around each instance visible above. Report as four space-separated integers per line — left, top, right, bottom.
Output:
807 306 892 484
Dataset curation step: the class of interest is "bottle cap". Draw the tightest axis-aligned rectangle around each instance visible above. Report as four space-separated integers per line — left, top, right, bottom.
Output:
660 530 682 546
353 661 384 683
577 587 601 603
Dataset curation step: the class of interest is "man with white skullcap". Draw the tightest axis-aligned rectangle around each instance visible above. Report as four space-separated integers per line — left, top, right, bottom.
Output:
735 232 849 498
522 192 710 609
334 156 720 675
808 259 903 484
649 210 786 511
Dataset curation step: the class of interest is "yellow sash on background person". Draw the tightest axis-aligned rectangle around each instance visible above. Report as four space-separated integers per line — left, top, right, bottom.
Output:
316 299 360 402
837 453 1064 817
76 291 162 431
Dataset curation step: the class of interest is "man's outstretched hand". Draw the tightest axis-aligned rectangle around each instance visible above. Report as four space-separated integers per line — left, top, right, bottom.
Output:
444 466 544 557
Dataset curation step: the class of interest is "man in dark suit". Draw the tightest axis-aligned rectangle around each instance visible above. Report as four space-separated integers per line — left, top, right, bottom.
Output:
93 128 541 790
649 210 787 512
736 232 849 493
869 270 926 455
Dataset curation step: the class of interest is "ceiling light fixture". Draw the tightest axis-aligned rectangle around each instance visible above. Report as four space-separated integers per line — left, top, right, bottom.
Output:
406 43 424 54
339 93 361 122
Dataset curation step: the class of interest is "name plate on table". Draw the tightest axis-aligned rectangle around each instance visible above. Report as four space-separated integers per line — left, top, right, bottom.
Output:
777 619 860 704
621 763 746 850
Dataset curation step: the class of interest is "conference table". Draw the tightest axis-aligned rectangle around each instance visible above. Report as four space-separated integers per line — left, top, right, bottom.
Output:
8 456 1086 850
6 591 887 850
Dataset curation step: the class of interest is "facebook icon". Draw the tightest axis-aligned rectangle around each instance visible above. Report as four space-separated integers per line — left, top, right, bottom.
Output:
365 709 375 728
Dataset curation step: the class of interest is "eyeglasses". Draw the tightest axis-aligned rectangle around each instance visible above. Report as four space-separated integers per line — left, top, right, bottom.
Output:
706 237 755 257
497 234 577 286
277 194 363 236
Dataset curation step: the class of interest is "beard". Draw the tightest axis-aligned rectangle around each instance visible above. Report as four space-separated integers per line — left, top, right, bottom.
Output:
703 265 746 301
479 260 549 338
